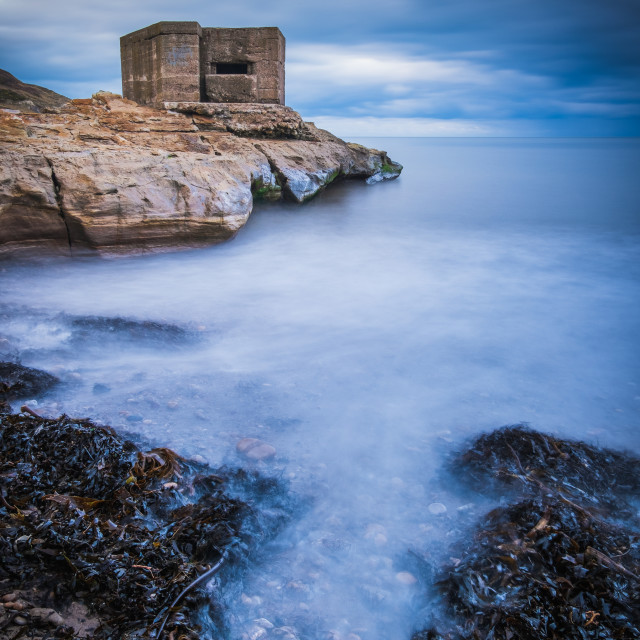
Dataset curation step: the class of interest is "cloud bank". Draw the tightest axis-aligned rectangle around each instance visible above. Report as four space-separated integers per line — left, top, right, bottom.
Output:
1 0 639 136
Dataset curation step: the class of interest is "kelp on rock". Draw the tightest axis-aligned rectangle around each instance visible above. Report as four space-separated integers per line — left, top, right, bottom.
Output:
0 410 290 639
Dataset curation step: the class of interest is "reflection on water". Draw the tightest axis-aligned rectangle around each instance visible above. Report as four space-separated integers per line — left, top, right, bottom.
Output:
1 138 639 639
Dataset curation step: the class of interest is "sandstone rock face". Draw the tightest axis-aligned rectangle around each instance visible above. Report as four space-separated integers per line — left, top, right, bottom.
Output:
0 92 401 256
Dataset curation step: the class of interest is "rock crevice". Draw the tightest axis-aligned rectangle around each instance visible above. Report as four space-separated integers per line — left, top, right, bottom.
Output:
44 157 72 252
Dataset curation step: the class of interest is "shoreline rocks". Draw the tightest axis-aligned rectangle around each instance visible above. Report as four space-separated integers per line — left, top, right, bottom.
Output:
0 91 401 257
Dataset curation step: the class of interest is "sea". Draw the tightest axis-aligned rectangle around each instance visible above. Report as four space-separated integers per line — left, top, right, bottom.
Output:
1 137 639 638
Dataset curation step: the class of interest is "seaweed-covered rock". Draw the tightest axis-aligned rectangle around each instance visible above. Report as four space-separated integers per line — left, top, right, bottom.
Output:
414 426 640 640
0 410 291 639
452 425 640 511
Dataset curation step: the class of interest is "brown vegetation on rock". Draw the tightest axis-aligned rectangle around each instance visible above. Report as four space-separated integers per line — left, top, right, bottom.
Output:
0 410 291 639
413 427 640 640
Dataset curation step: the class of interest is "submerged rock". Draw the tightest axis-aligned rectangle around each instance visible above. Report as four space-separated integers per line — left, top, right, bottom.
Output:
0 91 402 256
0 361 59 400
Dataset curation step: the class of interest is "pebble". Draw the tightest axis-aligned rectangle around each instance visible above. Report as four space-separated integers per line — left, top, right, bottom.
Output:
236 438 276 461
13 615 28 625
244 624 267 640
428 502 447 515
240 593 262 606
167 400 179 409
273 626 299 640
1 593 17 602
395 571 418 585
253 618 274 630
30 608 65 626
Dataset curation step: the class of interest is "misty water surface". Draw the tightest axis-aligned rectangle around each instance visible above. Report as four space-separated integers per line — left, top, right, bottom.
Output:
1 138 639 638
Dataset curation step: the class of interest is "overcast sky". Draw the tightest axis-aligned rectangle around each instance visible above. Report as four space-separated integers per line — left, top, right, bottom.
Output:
1 0 639 136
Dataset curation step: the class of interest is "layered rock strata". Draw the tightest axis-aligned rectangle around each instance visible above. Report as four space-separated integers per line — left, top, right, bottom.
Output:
0 92 401 256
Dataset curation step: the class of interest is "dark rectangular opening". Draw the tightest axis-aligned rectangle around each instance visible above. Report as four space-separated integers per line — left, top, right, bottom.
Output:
216 62 249 75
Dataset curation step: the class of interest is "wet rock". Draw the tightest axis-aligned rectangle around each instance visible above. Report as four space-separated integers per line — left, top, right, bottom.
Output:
0 362 59 400
67 314 192 347
236 437 276 461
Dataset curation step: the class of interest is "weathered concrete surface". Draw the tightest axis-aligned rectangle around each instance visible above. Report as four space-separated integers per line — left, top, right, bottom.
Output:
0 92 401 257
121 22 285 106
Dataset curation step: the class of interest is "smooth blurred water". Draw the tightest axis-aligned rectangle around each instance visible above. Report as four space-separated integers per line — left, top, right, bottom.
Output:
1 138 639 638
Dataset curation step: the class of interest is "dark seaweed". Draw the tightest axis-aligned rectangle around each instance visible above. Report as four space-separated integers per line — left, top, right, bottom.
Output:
0 410 291 639
415 426 640 640
452 425 640 512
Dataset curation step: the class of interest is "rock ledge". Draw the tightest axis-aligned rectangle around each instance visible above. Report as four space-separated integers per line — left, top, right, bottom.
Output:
0 92 401 256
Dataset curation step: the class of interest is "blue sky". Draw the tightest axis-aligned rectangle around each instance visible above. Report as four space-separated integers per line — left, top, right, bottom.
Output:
1 0 639 136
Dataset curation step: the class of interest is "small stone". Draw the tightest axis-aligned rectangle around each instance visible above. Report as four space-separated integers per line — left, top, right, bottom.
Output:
273 626 299 640
13 615 28 625
254 618 274 629
167 400 179 409
191 454 207 464
30 608 64 626
395 571 418 585
428 502 447 515
236 437 276 461
1 593 17 602
245 625 267 640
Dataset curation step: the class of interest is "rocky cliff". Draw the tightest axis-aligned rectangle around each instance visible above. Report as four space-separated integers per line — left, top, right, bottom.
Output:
0 69 70 113
0 90 401 256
